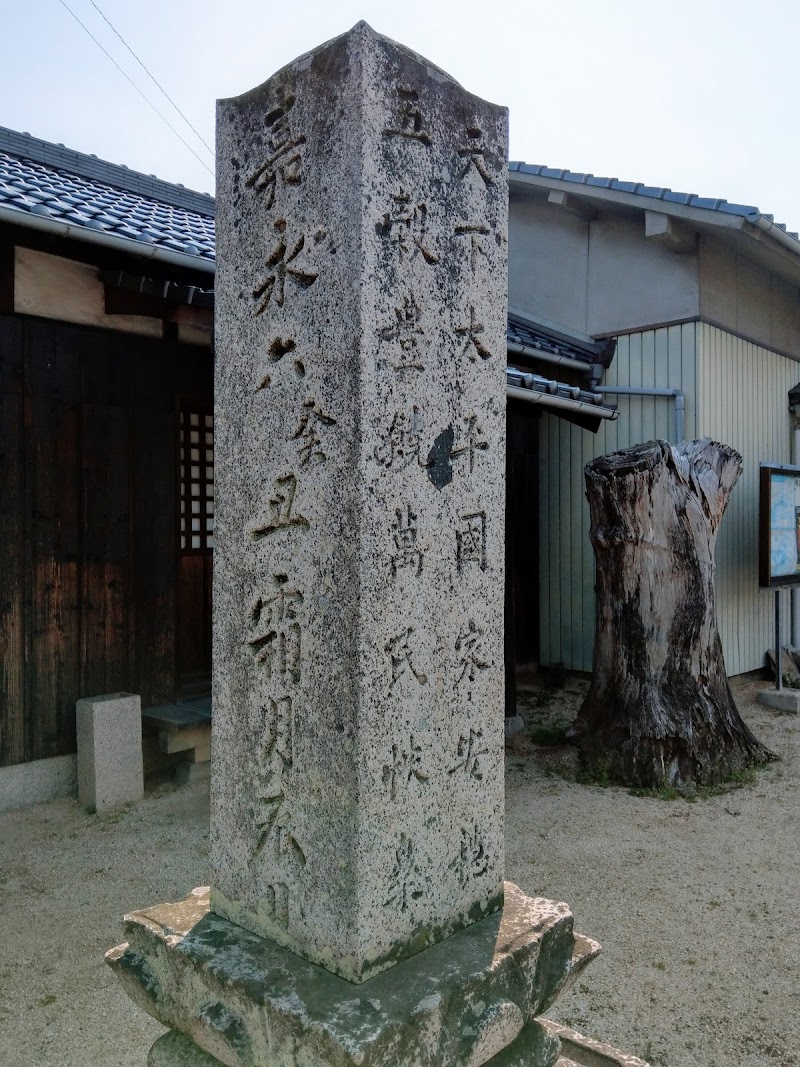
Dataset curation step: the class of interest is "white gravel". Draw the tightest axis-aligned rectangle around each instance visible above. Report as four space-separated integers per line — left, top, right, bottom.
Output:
0 675 797 1067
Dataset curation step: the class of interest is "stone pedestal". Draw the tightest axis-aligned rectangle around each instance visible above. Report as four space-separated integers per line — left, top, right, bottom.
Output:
107 883 599 1067
76 692 143 812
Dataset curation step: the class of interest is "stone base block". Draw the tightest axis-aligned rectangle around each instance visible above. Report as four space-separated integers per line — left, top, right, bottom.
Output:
542 1020 652 1067
107 883 599 1067
76 692 143 812
757 687 800 714
0 753 77 813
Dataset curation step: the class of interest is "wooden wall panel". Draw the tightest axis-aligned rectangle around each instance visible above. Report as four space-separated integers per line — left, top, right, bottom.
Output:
0 311 212 767
0 389 25 765
25 320 82 760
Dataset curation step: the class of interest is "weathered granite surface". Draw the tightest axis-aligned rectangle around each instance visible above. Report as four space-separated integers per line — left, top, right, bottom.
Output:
212 21 509 982
106 883 600 1067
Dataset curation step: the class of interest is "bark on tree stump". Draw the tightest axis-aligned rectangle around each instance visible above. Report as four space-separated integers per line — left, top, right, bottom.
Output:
569 437 775 788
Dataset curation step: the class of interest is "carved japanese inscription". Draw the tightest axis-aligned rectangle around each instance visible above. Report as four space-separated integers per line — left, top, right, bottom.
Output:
448 727 489 780
247 575 303 684
390 505 423 577
251 475 309 540
382 736 429 799
381 295 426 370
383 86 431 145
455 305 492 362
253 220 323 314
378 189 439 263
456 511 487 573
246 89 306 210
386 627 428 688
292 399 336 466
384 834 425 912
450 821 489 887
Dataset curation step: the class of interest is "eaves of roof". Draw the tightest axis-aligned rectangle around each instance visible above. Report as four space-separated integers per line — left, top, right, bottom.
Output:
508 161 800 261
0 127 215 275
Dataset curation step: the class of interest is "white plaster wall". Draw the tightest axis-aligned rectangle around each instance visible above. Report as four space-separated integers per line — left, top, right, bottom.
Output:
508 196 589 332
699 234 800 358
586 215 700 336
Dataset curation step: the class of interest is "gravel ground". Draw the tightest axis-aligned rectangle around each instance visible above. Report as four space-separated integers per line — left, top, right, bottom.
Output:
0 675 797 1067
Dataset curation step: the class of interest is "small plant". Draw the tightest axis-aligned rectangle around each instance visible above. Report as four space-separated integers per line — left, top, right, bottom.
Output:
576 757 615 787
527 723 570 747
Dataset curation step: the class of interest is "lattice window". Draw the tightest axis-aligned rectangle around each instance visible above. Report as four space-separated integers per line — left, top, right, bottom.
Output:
179 411 214 551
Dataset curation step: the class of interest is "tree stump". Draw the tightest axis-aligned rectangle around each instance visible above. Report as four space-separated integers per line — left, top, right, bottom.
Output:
570 438 775 788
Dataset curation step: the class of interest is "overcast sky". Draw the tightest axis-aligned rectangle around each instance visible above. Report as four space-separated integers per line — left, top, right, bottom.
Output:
2 0 798 230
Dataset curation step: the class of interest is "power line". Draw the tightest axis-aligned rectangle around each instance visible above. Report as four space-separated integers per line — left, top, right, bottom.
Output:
87 0 214 159
55 0 214 178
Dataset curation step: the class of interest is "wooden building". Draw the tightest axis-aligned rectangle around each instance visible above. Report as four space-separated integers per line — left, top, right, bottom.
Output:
0 128 215 803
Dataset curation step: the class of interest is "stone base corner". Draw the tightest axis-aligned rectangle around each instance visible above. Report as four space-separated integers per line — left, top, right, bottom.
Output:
107 881 600 1067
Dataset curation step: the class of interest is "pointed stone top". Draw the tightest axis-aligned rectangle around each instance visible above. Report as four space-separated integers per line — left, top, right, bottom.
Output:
220 20 462 109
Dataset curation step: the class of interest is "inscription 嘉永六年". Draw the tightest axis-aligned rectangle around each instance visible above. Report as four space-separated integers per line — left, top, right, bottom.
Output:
384 833 424 912
383 86 431 145
292 399 337 466
448 727 489 780
449 821 489 888
381 294 426 371
457 126 495 187
455 305 492 363
381 736 429 799
454 619 490 700
374 407 424 470
245 88 306 210
377 189 438 265
251 474 309 540
247 574 303 684
252 220 322 315
390 504 423 578
456 511 487 574
454 222 490 273
385 626 428 689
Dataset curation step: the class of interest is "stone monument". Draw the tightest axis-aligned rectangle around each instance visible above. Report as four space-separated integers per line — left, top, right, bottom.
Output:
107 23 599 1067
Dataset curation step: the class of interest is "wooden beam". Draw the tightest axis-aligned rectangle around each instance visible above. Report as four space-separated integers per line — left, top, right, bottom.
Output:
645 210 696 253
547 189 598 221
0 240 14 313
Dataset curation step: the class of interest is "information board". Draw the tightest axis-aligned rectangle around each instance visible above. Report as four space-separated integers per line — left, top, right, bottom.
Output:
759 462 800 587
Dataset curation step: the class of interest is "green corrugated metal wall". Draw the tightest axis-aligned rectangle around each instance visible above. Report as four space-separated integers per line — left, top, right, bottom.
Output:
697 324 799 676
538 320 799 676
538 323 698 672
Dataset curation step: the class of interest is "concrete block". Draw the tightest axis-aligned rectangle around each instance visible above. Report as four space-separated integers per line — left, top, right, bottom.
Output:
0 754 77 813
757 687 800 714
76 693 144 811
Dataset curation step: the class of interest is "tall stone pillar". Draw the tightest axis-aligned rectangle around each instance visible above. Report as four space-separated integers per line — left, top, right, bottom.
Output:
211 18 507 984
107 24 599 1067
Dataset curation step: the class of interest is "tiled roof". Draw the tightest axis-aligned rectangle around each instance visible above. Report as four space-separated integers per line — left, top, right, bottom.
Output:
0 126 215 263
506 365 610 409
507 312 614 367
509 161 800 243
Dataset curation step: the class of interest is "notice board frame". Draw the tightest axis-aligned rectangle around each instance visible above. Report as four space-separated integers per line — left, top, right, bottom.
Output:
758 461 800 588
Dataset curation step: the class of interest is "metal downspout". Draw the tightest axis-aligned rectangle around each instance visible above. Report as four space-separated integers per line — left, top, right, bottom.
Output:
594 385 686 443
